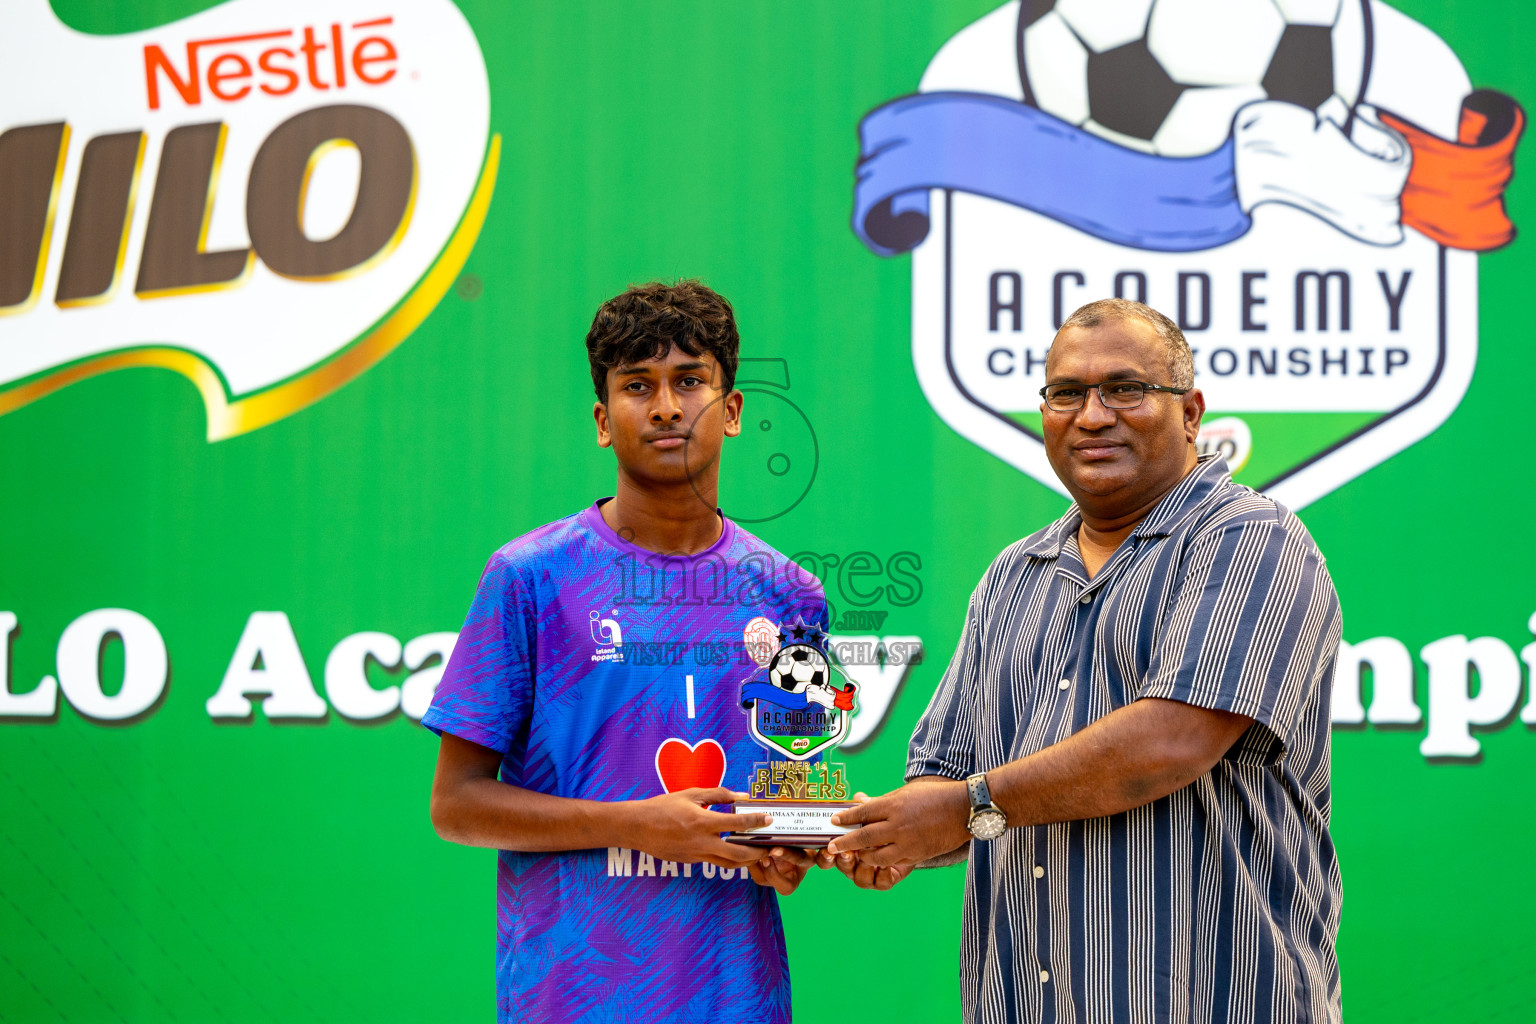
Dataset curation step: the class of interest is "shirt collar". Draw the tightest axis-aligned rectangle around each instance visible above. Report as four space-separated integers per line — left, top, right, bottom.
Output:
1018 514 1077 560
583 499 738 561
1019 453 1232 559
1129 452 1231 539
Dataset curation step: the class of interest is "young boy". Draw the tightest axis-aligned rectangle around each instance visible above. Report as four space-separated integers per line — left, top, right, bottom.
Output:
425 280 825 1023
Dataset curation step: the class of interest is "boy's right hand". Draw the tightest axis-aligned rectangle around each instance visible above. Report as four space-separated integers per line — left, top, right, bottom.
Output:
626 788 770 867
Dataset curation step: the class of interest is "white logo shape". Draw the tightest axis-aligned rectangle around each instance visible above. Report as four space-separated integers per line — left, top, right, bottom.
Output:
861 1 1518 510
0 0 497 439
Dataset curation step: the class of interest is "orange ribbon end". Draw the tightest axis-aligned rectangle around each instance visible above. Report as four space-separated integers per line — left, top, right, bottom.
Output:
1381 90 1524 252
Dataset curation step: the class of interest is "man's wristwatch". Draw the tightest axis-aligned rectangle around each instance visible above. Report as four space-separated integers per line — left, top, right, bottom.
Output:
965 772 1008 840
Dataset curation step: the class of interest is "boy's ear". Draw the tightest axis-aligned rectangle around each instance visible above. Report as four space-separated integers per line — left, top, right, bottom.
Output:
594 401 612 448
723 389 743 438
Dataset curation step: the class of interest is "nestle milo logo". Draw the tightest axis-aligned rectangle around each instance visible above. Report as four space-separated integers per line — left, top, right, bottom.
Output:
0 0 497 440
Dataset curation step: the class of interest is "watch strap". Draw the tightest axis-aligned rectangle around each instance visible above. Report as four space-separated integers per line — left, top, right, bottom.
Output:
966 772 994 812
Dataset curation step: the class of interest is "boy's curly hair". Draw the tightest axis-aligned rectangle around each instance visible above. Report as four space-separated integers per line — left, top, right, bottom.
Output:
586 280 740 402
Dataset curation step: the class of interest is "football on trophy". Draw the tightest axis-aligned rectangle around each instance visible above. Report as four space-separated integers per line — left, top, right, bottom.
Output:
1018 0 1368 157
768 645 829 694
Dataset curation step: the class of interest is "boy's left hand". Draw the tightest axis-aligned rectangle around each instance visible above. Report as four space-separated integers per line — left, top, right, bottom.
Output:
747 847 816 895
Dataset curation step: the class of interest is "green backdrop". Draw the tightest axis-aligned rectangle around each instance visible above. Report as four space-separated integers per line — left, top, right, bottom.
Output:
2 1 1532 1021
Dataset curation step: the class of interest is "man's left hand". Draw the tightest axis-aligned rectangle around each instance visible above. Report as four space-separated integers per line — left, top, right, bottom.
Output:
825 777 971 867
817 850 912 890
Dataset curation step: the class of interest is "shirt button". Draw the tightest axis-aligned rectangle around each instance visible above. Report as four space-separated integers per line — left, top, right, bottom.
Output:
1058 678 1070 690
1033 865 1045 878
1040 969 1051 983
1080 593 1092 604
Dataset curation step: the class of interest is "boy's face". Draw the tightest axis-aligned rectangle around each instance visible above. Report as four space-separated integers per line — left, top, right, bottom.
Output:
594 347 742 495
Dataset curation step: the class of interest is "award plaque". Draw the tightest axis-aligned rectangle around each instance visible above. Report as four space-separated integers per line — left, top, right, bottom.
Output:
727 618 860 848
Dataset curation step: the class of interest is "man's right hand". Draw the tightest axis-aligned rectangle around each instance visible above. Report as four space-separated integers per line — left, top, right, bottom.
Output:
625 788 771 868
811 792 911 891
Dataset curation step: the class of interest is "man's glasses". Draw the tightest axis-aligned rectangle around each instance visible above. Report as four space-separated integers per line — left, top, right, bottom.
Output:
1039 380 1190 412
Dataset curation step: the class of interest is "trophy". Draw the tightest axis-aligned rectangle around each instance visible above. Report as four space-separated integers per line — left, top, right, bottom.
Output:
727 618 860 848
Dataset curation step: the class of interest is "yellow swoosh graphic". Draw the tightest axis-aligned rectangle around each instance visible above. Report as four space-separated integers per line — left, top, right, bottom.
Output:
0 132 502 441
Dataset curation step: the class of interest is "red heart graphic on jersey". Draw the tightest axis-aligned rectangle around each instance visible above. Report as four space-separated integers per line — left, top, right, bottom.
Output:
655 738 727 793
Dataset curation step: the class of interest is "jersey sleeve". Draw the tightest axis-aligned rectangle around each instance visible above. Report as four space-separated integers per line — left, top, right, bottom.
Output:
905 585 986 781
799 576 831 633
422 553 536 754
765 549 830 629
1137 515 1342 767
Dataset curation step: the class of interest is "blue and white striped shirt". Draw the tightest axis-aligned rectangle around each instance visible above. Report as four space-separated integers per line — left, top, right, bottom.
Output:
909 455 1342 1024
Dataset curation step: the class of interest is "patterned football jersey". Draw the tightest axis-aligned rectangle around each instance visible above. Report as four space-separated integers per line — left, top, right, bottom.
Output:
424 502 826 1024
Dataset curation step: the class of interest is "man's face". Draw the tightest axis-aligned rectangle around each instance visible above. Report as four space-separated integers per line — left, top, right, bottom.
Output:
594 346 742 494
1042 319 1204 519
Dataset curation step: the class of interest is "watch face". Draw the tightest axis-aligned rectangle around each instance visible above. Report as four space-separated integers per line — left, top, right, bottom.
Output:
969 809 1007 840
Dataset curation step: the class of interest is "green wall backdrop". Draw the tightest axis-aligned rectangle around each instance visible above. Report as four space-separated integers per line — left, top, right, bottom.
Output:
2 1 1532 1020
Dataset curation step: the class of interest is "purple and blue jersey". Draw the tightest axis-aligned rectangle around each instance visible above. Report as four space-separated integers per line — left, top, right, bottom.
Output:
424 502 826 1024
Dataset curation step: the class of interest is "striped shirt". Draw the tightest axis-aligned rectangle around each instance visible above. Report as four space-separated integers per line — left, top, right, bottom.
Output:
908 455 1343 1024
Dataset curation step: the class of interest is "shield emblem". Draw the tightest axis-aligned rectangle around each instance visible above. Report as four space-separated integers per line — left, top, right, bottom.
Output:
746 702 850 761
740 632 858 762
854 0 1521 509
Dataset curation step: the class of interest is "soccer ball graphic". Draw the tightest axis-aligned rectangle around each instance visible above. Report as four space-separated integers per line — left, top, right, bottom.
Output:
1019 0 1369 157
768 645 828 694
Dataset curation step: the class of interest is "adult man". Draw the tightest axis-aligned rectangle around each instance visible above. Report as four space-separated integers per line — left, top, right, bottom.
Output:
426 280 823 1023
827 299 1343 1023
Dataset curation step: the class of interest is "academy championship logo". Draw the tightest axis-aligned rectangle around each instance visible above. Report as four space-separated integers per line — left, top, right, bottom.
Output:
738 620 857 760
0 0 496 440
853 0 1522 508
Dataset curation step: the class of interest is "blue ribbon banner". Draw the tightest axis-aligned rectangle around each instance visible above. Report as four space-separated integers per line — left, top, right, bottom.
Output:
740 681 813 712
852 91 1252 255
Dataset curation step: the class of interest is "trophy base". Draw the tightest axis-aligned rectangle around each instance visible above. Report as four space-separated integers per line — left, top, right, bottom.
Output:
726 800 857 848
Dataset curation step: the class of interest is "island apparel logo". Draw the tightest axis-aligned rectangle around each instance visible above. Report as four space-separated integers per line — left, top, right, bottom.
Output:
0 0 496 440
853 0 1522 509
589 609 624 663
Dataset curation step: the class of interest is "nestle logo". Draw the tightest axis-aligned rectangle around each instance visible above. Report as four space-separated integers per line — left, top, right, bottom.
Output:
144 16 398 111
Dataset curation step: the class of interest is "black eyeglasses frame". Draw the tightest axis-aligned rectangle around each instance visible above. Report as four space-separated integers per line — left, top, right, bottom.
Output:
1037 380 1191 412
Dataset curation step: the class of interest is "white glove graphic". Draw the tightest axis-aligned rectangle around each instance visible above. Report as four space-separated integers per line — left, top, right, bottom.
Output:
804 682 837 709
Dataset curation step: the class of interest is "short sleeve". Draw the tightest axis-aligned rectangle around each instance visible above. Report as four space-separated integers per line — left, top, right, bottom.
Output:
421 554 535 754
801 585 831 635
1138 517 1341 766
771 551 830 629
906 588 985 781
